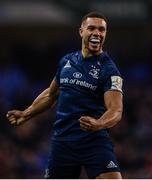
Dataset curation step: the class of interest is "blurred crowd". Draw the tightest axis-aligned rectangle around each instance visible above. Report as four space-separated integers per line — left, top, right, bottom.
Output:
0 40 152 178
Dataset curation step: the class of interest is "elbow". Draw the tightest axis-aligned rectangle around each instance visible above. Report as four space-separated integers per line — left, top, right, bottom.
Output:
116 109 123 123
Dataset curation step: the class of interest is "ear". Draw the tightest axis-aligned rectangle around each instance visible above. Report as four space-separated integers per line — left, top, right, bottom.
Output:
79 27 83 37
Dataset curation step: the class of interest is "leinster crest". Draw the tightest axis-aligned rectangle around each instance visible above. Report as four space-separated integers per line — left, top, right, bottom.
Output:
89 66 100 79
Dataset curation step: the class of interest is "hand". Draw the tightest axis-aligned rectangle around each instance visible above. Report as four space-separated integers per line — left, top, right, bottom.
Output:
79 116 102 131
6 110 28 126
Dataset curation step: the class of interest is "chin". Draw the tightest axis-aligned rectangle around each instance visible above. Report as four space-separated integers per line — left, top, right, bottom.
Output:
89 48 100 54
89 44 101 53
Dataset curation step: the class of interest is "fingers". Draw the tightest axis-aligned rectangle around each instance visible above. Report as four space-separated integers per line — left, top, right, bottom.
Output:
8 116 25 126
8 115 17 125
6 110 17 125
6 110 17 118
79 116 99 131
79 116 92 131
6 109 28 126
79 116 90 121
79 116 91 125
80 120 91 128
80 123 91 131
16 117 25 125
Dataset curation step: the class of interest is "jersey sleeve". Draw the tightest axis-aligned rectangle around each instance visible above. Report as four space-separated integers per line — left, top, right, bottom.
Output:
102 60 123 93
53 57 64 85
53 55 69 85
54 65 61 85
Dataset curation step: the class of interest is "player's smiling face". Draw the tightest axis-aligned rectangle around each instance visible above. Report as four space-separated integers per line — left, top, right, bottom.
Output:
79 17 107 57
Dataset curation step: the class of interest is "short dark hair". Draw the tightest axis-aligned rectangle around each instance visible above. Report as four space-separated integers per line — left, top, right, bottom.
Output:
81 11 107 25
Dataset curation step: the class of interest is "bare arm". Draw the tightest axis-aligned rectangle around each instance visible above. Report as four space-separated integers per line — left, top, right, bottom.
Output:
98 90 123 128
24 79 59 118
7 79 59 125
79 91 123 131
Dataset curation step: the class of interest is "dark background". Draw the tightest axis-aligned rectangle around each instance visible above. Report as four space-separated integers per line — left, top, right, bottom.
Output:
0 0 152 178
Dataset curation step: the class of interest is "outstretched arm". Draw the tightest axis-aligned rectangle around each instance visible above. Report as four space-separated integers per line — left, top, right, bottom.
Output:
24 79 59 118
79 91 123 131
6 79 59 125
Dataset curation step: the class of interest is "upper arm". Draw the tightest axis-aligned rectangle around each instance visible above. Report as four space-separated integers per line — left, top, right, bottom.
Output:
49 79 60 100
104 90 123 112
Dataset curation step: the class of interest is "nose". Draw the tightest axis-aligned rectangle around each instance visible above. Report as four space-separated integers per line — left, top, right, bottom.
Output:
92 29 100 36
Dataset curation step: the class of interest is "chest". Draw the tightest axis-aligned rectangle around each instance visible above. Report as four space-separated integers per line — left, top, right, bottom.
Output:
60 60 103 92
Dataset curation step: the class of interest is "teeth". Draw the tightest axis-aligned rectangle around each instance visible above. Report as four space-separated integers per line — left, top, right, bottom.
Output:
90 39 100 43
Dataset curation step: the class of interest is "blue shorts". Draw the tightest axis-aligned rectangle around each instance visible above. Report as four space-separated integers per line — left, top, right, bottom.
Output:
44 137 120 179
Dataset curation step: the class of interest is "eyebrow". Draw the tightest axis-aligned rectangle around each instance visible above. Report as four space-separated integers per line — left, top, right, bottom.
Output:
87 25 106 29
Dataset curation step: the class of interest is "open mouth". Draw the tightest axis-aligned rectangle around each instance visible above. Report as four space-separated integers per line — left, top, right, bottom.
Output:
89 38 101 45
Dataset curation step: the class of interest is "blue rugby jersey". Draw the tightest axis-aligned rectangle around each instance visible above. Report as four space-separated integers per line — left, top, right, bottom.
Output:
52 51 123 141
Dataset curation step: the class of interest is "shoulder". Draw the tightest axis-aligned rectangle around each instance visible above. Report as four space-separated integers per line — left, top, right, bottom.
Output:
101 52 117 67
59 51 80 65
62 51 80 60
100 52 122 77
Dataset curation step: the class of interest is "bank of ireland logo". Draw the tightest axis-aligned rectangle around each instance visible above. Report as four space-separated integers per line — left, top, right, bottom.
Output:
89 66 100 79
73 72 82 78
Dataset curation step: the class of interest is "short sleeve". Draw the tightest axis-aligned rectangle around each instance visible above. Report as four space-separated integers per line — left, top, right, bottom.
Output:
54 66 61 85
53 57 65 85
103 75 123 93
103 60 123 93
53 54 69 85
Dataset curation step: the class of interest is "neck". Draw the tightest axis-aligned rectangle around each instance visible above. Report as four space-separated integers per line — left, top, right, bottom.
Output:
81 48 103 58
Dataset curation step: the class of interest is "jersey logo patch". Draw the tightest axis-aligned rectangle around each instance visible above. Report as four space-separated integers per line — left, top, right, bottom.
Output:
73 72 82 78
64 60 71 68
89 66 100 79
107 161 118 168
111 76 123 92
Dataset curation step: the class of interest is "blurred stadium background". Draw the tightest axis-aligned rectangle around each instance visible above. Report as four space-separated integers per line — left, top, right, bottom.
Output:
0 0 152 178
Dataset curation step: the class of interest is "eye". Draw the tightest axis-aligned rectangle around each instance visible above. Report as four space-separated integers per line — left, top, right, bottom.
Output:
98 27 106 32
87 26 95 31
